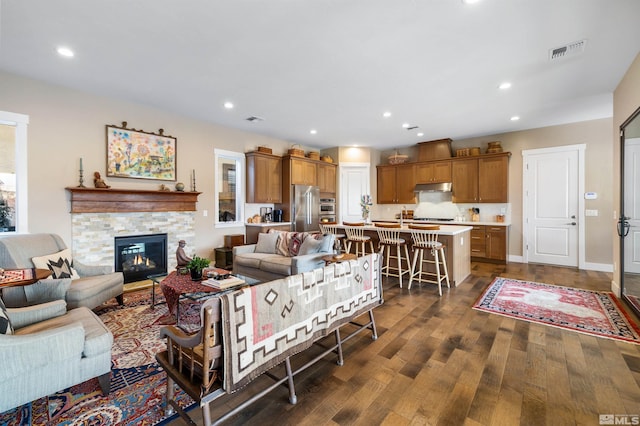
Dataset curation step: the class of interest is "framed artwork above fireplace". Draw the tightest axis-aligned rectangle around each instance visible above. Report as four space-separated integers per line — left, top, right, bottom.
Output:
106 122 176 181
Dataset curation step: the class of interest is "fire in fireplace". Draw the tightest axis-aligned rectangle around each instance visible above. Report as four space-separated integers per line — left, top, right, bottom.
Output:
114 233 168 283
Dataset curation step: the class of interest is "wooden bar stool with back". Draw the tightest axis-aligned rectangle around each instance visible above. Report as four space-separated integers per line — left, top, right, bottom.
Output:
342 222 375 257
375 222 411 288
408 224 450 295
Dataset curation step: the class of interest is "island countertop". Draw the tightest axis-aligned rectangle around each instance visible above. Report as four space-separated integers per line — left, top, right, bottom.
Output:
372 219 511 227
337 223 473 236
335 223 472 286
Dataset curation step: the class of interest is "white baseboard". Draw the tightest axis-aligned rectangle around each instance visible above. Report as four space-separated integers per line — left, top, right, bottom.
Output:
610 280 621 297
505 256 613 273
508 255 524 263
583 262 613 273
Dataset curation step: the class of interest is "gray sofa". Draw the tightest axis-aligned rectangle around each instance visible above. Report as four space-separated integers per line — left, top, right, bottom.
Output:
0 233 123 310
233 231 335 282
0 298 113 413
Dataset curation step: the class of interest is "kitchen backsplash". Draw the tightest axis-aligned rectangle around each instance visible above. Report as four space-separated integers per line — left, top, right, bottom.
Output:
374 191 510 223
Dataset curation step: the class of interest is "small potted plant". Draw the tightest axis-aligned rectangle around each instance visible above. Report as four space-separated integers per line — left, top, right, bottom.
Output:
186 255 210 280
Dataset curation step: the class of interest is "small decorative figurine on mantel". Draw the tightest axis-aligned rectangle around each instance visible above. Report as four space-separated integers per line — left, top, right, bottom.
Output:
93 171 110 188
176 240 192 267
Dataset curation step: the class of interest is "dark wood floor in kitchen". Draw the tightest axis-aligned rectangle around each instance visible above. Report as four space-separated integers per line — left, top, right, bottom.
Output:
166 262 640 426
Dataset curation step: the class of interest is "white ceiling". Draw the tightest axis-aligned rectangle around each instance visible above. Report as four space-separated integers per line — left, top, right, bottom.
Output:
1 0 639 150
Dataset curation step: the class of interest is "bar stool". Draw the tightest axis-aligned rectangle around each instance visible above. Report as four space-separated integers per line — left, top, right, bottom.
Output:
343 222 375 256
408 224 450 295
375 223 411 288
319 222 346 253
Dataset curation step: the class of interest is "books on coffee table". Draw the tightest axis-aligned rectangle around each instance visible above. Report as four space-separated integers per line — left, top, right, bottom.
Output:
202 275 246 290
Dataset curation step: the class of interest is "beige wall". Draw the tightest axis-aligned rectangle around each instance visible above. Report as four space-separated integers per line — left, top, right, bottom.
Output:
454 119 613 265
0 71 312 259
613 52 640 291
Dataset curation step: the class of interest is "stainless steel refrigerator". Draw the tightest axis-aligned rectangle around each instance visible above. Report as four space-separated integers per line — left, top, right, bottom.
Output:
291 185 320 232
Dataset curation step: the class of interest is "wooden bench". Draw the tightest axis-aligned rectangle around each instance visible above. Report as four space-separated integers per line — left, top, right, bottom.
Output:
156 253 382 425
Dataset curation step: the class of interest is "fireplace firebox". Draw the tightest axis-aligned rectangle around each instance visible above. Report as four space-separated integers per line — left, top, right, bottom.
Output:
115 233 168 283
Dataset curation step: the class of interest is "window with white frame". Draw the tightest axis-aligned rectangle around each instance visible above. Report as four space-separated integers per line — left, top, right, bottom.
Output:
0 111 28 233
214 149 244 227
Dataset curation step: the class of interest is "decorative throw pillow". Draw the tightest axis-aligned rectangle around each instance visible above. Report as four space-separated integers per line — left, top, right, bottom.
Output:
32 249 81 280
316 234 334 253
289 232 306 257
0 297 14 335
255 232 280 254
298 237 323 255
272 230 291 257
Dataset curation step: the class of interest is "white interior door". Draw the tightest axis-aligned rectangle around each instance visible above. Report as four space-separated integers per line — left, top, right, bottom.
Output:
340 163 369 223
624 138 640 274
523 146 582 267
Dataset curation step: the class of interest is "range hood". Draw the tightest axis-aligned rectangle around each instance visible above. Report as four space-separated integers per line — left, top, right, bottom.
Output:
413 182 452 193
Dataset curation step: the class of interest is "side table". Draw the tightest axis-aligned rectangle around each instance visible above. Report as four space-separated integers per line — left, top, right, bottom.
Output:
147 273 169 308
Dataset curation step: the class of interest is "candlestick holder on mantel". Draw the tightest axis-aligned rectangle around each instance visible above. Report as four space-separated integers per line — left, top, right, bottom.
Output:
77 158 86 188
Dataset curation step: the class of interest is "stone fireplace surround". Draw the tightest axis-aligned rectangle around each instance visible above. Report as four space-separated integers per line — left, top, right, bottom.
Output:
66 188 200 273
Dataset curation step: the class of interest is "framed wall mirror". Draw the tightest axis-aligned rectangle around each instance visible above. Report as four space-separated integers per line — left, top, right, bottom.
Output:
619 105 640 316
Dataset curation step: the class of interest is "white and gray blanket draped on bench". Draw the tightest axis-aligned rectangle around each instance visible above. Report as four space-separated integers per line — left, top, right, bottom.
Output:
220 253 381 393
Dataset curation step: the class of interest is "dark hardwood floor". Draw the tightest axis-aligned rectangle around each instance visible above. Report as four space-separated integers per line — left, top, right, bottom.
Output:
167 262 640 426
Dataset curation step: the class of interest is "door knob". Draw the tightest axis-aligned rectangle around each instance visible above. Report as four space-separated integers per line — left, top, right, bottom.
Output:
565 222 577 225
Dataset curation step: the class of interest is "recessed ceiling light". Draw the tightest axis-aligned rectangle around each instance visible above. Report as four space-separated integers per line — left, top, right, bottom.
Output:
402 123 410 128
498 82 512 90
510 116 520 121
383 111 392 118
310 129 317 135
223 102 234 109
462 0 482 4
417 132 424 137
56 46 74 58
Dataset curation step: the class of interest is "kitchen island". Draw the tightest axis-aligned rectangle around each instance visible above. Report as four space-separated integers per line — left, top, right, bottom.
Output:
334 223 472 286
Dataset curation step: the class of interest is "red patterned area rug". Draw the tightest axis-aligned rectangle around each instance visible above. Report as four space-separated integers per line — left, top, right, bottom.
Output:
0 289 201 425
473 277 640 345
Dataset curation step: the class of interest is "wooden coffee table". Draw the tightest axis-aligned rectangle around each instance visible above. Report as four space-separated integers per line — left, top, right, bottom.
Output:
322 253 357 264
0 268 52 288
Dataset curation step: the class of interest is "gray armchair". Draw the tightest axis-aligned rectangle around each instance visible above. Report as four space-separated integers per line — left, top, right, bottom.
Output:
0 233 124 309
0 298 113 413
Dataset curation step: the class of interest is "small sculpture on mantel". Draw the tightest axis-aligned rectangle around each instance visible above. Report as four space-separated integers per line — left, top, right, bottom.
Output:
176 240 192 267
93 171 110 188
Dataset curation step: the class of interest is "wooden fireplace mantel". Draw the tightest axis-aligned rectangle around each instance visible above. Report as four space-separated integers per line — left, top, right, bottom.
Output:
65 187 202 213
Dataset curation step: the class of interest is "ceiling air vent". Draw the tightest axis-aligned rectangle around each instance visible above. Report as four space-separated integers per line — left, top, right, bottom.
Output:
549 39 587 61
245 116 264 122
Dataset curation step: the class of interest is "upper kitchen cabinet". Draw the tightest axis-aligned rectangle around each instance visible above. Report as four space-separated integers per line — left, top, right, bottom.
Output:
246 151 282 203
452 152 510 203
377 163 416 204
416 160 451 183
478 154 509 203
317 162 337 193
288 156 317 186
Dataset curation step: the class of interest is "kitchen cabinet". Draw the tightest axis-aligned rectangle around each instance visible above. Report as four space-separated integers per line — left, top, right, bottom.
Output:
246 152 282 203
451 158 478 203
317 162 337 193
486 226 507 261
416 160 451 183
377 163 416 204
290 157 317 186
470 224 508 263
470 225 486 258
478 155 509 203
452 153 509 203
